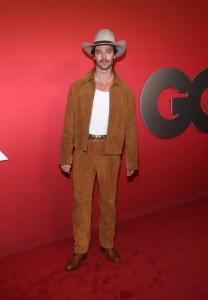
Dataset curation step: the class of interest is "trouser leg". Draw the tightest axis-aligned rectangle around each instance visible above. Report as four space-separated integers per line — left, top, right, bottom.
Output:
97 153 121 249
72 148 96 254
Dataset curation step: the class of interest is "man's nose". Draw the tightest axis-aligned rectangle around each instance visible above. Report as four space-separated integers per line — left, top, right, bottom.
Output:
102 52 106 60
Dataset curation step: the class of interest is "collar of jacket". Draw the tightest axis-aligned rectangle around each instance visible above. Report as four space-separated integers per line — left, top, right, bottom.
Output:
80 68 125 89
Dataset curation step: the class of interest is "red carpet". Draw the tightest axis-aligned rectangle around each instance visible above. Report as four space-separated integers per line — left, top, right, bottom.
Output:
0 198 208 300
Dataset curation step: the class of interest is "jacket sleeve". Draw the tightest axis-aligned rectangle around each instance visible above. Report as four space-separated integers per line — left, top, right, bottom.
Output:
125 89 139 170
60 84 76 165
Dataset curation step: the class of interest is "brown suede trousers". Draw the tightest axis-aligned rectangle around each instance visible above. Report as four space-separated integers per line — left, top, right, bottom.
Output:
72 139 121 254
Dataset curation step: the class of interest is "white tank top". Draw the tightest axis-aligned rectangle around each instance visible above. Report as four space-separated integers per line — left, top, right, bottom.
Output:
89 89 110 135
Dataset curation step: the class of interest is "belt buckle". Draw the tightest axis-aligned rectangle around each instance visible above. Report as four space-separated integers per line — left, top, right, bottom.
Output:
89 134 106 140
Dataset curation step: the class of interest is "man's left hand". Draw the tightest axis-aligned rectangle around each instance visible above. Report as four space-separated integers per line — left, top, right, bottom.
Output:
126 169 135 177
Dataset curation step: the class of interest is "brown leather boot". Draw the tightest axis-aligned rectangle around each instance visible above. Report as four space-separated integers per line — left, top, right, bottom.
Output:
101 246 121 263
65 253 87 271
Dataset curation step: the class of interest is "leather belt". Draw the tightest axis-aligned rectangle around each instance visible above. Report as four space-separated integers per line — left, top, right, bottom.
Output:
88 134 107 140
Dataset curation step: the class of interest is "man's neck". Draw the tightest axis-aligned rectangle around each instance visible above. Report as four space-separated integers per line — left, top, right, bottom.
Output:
94 67 114 83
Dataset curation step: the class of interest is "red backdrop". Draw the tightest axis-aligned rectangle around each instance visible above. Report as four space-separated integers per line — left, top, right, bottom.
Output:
0 0 208 256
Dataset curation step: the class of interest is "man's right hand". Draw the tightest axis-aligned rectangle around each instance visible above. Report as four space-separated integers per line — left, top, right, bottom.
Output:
60 164 72 174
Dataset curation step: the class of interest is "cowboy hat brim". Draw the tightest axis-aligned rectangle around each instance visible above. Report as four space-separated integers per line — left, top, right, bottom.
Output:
82 40 126 58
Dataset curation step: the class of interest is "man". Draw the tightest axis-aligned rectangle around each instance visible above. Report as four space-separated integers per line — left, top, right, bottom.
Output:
60 29 138 271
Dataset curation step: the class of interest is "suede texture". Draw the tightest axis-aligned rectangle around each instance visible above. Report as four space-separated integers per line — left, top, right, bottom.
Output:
72 139 121 253
60 68 138 170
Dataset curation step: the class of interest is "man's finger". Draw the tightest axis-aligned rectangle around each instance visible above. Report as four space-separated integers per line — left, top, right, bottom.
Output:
61 164 71 173
126 169 135 177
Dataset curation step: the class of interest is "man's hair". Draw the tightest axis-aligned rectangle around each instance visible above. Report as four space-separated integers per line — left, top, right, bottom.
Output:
91 45 118 56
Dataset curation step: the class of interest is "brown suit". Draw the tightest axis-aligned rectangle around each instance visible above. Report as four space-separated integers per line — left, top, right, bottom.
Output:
60 68 138 253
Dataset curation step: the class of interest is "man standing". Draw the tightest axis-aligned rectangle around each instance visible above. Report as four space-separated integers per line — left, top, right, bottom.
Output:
60 29 138 271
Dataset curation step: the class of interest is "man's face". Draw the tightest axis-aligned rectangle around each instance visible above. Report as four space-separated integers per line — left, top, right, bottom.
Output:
94 45 115 70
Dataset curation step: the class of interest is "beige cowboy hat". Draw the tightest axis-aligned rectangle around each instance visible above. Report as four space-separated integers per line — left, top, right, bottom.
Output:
82 29 126 58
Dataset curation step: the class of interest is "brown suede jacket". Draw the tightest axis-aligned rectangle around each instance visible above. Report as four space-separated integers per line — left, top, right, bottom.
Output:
60 68 138 170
